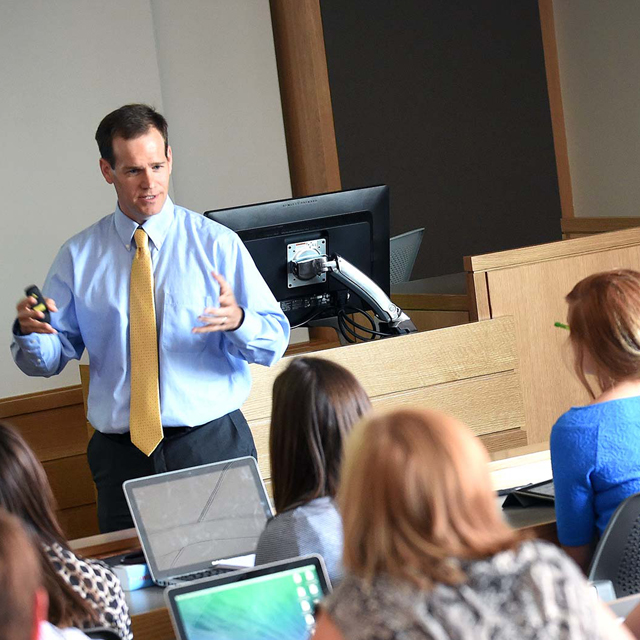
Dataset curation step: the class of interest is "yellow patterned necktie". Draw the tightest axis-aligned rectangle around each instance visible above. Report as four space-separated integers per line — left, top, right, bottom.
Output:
129 228 163 456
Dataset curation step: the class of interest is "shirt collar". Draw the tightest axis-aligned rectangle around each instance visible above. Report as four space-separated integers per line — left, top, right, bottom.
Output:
114 196 175 251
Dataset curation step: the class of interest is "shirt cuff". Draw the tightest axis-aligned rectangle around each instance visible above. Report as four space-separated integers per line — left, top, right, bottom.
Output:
12 318 24 336
224 308 260 345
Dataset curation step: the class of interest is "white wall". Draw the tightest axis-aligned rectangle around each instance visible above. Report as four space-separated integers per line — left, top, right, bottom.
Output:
553 0 640 218
0 0 290 398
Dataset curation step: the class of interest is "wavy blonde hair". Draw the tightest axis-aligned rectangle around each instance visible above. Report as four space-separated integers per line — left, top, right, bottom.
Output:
339 407 521 589
566 269 640 398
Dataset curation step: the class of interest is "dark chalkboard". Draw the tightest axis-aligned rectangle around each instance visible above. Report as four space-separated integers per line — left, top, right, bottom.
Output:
321 0 562 278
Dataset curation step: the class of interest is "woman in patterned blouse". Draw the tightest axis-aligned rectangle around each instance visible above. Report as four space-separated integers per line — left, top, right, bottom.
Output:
312 407 631 640
0 421 131 639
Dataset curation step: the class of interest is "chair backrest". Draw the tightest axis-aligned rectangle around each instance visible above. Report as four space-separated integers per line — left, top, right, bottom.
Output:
390 227 424 285
588 492 640 598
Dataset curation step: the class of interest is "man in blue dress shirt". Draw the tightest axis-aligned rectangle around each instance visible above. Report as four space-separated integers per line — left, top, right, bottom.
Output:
11 104 290 532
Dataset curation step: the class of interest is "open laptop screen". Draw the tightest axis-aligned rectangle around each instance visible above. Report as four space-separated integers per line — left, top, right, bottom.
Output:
167 556 331 640
124 457 272 582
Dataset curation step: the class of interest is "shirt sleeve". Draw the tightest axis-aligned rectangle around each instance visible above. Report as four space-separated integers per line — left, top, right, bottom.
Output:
550 412 598 547
10 246 85 377
217 233 290 366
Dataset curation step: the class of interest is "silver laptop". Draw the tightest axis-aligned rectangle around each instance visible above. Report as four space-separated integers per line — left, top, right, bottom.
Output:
165 554 332 640
123 456 273 586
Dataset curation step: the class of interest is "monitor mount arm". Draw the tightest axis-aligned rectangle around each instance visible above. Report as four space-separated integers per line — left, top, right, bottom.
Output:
291 253 417 337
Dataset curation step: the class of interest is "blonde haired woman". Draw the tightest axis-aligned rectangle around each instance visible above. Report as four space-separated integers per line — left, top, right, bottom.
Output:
313 408 630 640
551 270 640 571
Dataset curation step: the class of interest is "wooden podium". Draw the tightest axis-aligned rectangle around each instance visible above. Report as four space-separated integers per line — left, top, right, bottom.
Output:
466 227 640 445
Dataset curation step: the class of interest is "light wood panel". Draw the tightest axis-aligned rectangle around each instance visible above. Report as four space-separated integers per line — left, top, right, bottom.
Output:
0 382 97 539
44 455 94 511
401 310 469 333
561 217 640 238
466 226 640 273
243 316 528 482
131 609 174 640
56 503 99 540
466 227 640 444
6 404 87 462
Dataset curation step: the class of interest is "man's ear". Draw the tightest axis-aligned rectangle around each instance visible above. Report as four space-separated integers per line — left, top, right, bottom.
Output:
99 158 115 185
167 145 173 175
32 588 49 640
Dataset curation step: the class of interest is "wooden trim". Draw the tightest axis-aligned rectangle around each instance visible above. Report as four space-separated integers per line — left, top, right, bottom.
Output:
561 217 640 236
0 385 83 419
466 272 491 321
269 0 341 196
538 0 574 219
390 292 469 312
465 226 640 272
71 527 139 558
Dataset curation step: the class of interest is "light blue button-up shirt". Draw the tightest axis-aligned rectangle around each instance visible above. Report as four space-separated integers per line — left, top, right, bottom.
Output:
11 198 290 432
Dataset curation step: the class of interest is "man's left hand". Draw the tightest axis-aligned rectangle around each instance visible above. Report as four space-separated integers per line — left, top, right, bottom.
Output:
193 272 244 333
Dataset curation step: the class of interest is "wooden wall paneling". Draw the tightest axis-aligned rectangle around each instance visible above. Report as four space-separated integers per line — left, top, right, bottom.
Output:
269 0 341 197
466 271 491 322
398 310 470 333
561 217 640 238
371 370 525 437
2 402 87 463
131 610 175 640
391 293 469 313
56 503 99 541
479 428 528 452
243 316 528 463
244 317 520 419
538 0 574 219
0 385 83 418
467 229 640 444
44 455 95 510
466 226 640 273
0 382 98 539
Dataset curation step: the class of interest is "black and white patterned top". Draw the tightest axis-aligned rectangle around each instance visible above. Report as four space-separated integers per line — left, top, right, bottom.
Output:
324 540 611 640
255 496 344 586
44 543 132 640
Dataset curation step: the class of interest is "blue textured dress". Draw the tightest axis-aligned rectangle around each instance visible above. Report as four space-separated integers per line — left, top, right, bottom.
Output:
551 395 640 546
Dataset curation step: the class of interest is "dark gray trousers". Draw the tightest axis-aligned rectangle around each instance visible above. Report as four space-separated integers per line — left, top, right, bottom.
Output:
87 410 256 533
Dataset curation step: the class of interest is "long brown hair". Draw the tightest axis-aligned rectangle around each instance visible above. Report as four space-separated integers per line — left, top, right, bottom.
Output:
269 357 372 513
0 421 99 627
566 269 640 398
340 408 521 589
0 508 43 640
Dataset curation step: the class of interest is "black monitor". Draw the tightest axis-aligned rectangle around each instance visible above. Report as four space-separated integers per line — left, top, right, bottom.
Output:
204 185 390 330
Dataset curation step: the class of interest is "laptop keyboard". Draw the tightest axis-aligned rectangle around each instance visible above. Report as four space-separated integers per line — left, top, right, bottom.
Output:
170 566 232 584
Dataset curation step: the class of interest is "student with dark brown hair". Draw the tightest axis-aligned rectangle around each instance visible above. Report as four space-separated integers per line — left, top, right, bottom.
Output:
313 408 631 640
254 357 371 585
0 421 131 639
551 269 640 572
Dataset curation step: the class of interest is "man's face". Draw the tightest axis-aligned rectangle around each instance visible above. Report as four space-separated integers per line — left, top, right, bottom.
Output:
99 127 172 224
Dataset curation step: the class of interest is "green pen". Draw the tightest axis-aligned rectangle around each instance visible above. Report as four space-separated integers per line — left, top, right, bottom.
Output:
554 321 570 331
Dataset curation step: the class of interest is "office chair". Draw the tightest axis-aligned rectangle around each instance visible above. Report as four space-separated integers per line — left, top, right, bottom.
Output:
390 228 424 285
588 491 640 599
83 628 121 640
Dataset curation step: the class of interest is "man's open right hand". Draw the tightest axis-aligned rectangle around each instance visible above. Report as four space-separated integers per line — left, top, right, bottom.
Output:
16 295 58 335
